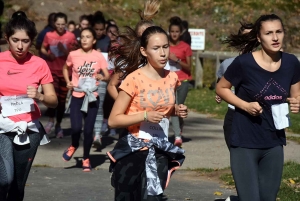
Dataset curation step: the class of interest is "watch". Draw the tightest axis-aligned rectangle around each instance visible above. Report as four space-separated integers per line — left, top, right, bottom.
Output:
176 59 181 63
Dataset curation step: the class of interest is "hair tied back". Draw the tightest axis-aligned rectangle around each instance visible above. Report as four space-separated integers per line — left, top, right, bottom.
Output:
12 11 27 19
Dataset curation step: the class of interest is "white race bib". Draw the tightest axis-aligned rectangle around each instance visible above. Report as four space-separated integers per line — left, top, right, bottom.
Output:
78 77 96 90
168 60 181 72
271 103 290 130
138 118 169 141
1 95 35 117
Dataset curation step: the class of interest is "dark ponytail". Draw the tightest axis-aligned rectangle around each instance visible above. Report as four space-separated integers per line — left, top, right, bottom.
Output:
5 11 37 41
223 14 284 54
168 16 183 32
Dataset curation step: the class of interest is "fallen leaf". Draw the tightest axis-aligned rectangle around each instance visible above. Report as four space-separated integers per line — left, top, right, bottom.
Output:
290 179 296 184
214 191 223 196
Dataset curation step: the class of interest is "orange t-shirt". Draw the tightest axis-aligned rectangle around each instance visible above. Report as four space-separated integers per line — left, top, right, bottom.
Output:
119 68 180 137
43 31 76 76
0 51 53 122
66 49 108 98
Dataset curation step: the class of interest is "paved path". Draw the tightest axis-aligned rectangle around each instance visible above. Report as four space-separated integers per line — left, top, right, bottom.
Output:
25 107 300 201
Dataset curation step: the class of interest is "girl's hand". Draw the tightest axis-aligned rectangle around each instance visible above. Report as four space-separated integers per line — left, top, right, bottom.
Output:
245 102 263 116
215 95 222 104
66 82 74 90
175 104 188 118
96 74 105 81
169 53 178 61
27 85 43 101
146 111 165 123
287 97 300 113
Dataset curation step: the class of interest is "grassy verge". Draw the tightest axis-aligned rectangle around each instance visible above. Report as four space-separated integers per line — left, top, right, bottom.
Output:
186 88 300 134
218 162 300 200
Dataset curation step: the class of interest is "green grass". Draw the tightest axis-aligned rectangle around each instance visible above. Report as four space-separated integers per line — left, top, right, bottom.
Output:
185 88 228 119
186 88 300 134
218 162 300 200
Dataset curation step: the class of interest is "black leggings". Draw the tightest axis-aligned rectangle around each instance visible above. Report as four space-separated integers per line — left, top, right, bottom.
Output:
70 96 99 159
0 133 40 201
230 146 283 201
113 150 168 201
223 108 234 150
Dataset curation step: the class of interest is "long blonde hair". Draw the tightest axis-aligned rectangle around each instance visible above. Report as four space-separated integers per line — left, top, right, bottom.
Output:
135 0 161 33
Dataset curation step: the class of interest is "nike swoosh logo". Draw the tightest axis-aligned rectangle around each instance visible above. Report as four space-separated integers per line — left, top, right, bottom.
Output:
7 70 22 75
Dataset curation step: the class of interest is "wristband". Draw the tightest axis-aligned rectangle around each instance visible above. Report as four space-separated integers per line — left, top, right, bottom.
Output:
144 111 148 122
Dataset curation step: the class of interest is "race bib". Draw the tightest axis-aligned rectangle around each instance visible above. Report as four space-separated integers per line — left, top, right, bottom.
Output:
49 44 67 57
271 103 290 130
168 60 181 72
78 77 96 90
1 95 35 117
138 118 169 141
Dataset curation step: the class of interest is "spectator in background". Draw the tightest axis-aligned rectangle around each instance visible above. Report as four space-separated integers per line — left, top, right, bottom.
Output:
92 11 111 146
0 0 6 50
67 20 76 32
180 20 191 46
73 14 90 43
35 12 56 59
168 16 192 147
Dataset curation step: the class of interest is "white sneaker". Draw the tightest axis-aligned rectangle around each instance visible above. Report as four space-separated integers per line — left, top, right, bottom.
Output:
44 122 54 134
225 197 231 201
93 135 102 147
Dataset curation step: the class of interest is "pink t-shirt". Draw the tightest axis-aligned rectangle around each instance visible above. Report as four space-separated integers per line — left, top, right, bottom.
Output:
43 31 76 76
66 49 108 98
169 41 193 81
0 51 53 122
119 68 180 137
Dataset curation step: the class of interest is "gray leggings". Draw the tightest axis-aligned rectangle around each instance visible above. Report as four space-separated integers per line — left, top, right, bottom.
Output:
171 81 189 137
230 146 283 201
94 81 107 134
0 132 40 201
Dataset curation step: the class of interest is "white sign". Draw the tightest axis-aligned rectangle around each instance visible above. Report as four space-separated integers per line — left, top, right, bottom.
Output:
189 29 205 50
138 118 169 141
1 95 35 117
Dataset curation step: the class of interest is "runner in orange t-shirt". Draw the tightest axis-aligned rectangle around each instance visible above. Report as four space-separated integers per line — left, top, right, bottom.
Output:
108 26 188 201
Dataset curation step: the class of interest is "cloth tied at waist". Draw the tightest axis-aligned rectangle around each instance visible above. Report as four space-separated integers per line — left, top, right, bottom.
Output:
123 134 185 196
65 85 98 114
0 114 50 145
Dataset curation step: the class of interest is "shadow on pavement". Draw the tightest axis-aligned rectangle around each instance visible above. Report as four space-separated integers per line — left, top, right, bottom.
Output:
64 154 108 169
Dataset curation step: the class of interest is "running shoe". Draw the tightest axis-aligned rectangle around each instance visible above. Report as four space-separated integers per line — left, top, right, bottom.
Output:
82 158 91 172
93 135 102 147
55 127 64 138
108 128 117 136
101 120 108 134
174 137 182 147
62 145 77 161
44 122 54 134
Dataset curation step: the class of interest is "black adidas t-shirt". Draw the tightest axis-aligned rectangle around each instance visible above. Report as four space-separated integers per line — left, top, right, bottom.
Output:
224 52 300 148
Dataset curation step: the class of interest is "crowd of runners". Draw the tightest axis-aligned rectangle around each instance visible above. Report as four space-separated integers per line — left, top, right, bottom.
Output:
0 0 300 201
